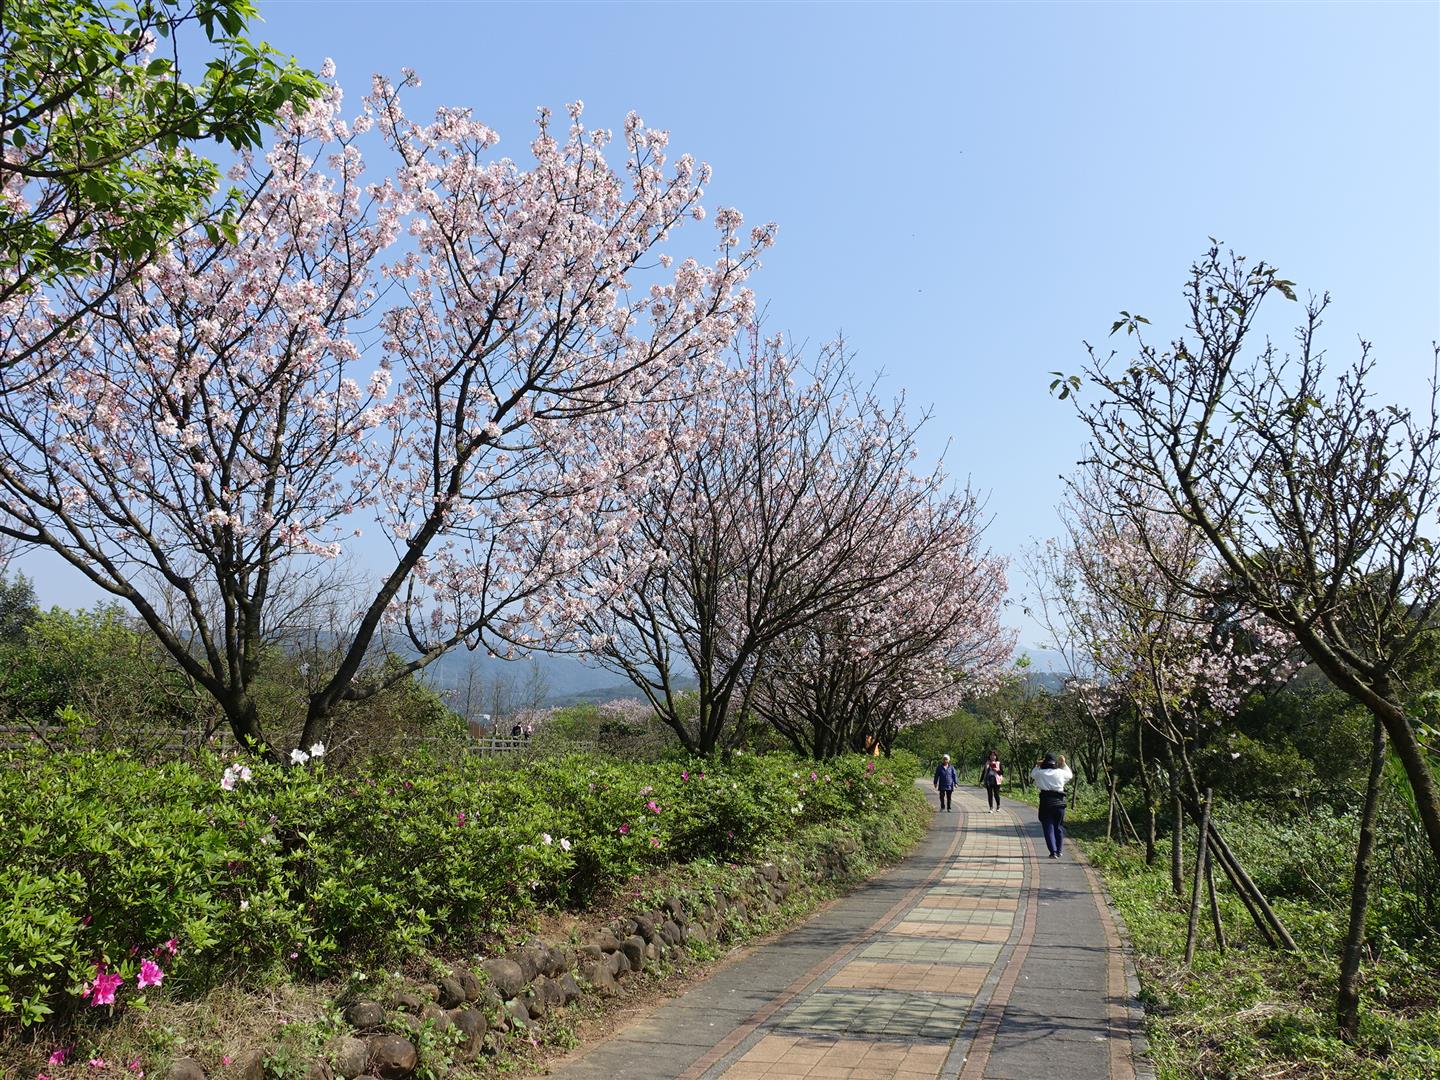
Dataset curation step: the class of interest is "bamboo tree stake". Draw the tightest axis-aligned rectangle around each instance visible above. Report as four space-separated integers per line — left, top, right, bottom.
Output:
1205 843 1227 953
1184 787 1213 964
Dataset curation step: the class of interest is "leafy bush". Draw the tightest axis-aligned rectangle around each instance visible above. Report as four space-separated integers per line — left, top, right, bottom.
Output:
0 746 923 1028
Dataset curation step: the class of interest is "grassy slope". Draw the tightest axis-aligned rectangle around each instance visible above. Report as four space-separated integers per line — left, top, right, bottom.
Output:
1034 789 1440 1080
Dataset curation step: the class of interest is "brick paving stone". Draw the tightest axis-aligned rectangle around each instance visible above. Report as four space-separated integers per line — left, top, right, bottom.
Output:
859 939 1002 965
543 784 1140 1080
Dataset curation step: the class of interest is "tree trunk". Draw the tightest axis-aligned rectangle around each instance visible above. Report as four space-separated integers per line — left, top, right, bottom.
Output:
1289 629 1440 870
1184 788 1213 965
1169 768 1185 897
226 695 272 759
1136 721 1158 865
1337 715 1387 1042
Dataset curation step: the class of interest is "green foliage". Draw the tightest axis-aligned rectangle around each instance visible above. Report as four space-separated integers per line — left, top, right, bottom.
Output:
2 0 322 292
1070 796 1440 1079
0 746 923 1028
0 603 209 734
0 573 38 644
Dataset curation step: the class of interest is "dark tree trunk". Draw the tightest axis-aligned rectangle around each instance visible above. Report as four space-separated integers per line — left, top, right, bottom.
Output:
1337 715 1387 1042
1136 721 1158 865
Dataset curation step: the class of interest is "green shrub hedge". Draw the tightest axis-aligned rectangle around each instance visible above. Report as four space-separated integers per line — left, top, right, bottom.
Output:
0 747 920 1027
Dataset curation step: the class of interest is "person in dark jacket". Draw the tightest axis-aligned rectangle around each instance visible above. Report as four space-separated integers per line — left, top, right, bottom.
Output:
1030 752 1074 858
933 754 959 812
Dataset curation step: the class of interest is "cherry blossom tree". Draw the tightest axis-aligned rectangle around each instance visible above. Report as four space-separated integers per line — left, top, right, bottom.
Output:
1065 246 1440 874
576 331 989 755
1064 246 1440 1036
753 496 1012 759
0 72 773 756
1033 467 1299 949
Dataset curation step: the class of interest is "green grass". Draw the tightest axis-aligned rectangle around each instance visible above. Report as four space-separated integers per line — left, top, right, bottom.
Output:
1062 795 1440 1080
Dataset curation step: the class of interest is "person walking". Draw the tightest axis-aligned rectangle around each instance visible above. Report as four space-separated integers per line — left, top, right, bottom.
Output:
979 750 1005 812
933 754 959 812
1030 752 1074 858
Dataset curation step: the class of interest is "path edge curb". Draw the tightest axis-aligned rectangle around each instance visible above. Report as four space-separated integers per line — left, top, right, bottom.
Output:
1072 844 1158 1080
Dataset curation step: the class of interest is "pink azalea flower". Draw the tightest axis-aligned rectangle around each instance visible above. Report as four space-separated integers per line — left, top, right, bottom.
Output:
89 1059 108 1070
680 771 689 781
136 959 164 989
645 800 660 814
161 938 178 956
127 1059 143 1073
222 1058 232 1067
87 967 124 1007
39 1074 52 1080
618 823 630 835
456 810 467 827
810 771 818 781
48 1050 69 1066
648 837 660 848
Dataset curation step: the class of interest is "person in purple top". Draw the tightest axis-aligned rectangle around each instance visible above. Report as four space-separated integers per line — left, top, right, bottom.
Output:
933 754 959 812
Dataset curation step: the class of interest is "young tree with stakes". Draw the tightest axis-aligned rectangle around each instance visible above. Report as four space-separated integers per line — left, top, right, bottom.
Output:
1062 245 1440 1039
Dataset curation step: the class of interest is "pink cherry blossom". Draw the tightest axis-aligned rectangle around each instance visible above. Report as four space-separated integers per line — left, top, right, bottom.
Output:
0 73 772 761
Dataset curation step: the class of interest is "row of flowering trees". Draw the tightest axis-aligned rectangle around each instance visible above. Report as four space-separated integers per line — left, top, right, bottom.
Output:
0 70 1010 760
577 331 1013 755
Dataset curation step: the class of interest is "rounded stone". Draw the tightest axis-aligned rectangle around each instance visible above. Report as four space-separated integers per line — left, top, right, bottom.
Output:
330 1037 368 1079
345 1001 385 1031
480 958 527 1000
365 1036 417 1080
168 1058 207 1080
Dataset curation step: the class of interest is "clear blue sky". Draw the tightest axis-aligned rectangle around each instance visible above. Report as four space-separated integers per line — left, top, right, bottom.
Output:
22 0 1440 653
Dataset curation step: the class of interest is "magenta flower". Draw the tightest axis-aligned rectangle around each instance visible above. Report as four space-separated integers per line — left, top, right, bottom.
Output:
48 1050 69 1066
681 771 689 781
649 837 660 848
136 959 164 989
127 1059 143 1074
810 771 817 782
88 1059 108 1070
456 810 467 827
645 799 660 814
618 823 630 835
87 967 124 1007
161 938 178 956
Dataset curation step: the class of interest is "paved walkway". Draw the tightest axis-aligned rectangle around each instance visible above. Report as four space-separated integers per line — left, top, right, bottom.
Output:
543 784 1148 1080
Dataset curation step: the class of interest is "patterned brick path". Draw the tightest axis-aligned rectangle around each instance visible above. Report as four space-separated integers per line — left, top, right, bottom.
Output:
543 784 1147 1080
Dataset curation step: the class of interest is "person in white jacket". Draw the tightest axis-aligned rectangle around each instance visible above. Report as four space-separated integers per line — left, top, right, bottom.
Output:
1030 753 1074 858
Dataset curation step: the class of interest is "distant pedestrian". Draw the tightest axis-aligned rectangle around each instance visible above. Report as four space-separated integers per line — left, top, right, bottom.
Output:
510 721 523 739
933 754 959 812
979 750 1005 812
1030 752 1074 858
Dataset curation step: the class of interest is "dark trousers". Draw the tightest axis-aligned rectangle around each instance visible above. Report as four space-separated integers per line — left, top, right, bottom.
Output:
938 787 953 810
1039 800 1066 855
985 783 1001 810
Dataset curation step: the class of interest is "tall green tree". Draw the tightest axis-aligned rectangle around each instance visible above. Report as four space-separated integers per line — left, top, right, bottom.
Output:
1 0 320 361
